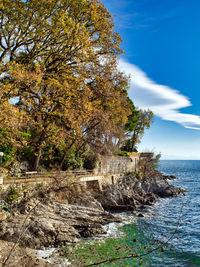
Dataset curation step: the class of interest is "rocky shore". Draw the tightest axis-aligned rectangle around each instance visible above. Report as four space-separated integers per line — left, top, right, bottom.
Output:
0 171 185 266
97 173 185 212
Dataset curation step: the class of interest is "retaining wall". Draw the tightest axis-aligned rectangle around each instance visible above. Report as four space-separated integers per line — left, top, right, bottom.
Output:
96 154 140 175
0 154 141 191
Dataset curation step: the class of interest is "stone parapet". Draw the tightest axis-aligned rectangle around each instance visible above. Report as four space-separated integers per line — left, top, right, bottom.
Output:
96 154 140 175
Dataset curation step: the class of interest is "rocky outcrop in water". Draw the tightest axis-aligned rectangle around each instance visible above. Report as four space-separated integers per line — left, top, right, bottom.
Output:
96 173 185 212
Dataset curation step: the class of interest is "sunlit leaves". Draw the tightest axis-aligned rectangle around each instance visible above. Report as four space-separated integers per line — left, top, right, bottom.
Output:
0 0 135 169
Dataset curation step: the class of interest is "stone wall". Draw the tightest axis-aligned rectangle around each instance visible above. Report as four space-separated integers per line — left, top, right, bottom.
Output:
0 155 141 190
93 154 140 187
96 154 140 175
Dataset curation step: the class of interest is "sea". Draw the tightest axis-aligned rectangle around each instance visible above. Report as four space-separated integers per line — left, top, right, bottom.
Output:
147 160 200 267
66 160 200 266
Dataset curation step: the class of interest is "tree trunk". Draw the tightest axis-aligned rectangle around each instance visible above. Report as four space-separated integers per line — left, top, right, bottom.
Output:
33 146 42 171
59 150 68 171
32 131 46 171
59 141 75 170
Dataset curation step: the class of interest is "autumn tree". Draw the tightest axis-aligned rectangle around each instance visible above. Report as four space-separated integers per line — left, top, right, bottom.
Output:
74 61 131 154
54 59 132 169
0 0 132 170
0 99 25 165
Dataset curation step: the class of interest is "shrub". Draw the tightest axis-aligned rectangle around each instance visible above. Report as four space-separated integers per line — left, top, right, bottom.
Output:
62 148 83 170
118 151 128 157
6 186 21 203
83 153 99 170
135 171 143 180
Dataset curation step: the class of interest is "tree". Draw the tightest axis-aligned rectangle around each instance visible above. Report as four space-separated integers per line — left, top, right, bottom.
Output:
0 101 25 165
76 62 131 154
0 0 122 64
0 0 132 170
122 107 153 152
56 61 131 169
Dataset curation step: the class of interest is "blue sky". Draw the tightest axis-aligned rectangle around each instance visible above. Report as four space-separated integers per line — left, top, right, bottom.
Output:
102 0 200 159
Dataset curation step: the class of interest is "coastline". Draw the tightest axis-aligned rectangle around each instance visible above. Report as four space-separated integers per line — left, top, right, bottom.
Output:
0 170 185 266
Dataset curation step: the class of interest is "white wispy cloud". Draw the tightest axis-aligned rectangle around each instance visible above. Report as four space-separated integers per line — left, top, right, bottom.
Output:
119 59 200 130
103 0 183 31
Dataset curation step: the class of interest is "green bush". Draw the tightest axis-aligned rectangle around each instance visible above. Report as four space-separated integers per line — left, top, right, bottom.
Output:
20 146 34 162
62 148 83 170
6 186 21 203
83 153 99 170
118 151 128 157
135 171 143 180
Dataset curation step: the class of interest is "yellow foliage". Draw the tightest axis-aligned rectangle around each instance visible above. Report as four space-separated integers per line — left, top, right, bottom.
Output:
0 0 133 169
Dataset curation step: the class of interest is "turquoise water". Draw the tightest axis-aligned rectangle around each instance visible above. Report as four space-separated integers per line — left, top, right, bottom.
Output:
105 160 200 266
66 160 200 266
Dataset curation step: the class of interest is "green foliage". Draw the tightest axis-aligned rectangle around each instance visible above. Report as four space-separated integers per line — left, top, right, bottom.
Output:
0 146 15 164
83 153 99 170
0 144 16 165
135 171 143 180
125 98 139 132
6 186 21 203
0 129 16 165
20 147 34 162
123 109 153 152
42 145 54 161
118 151 129 157
62 148 83 170
0 128 8 138
18 131 31 140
